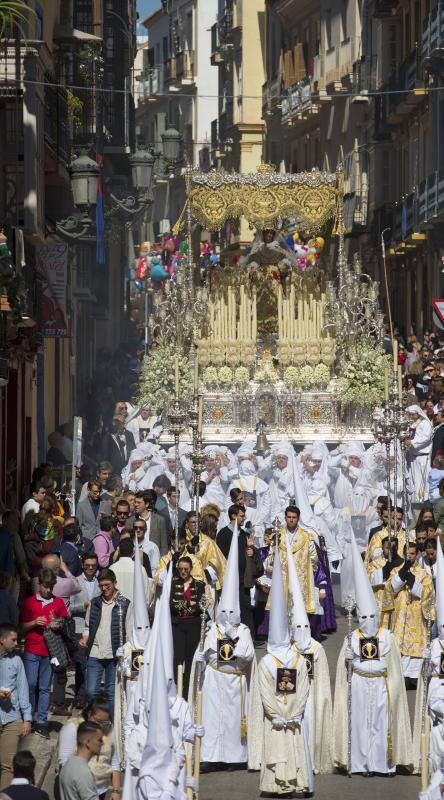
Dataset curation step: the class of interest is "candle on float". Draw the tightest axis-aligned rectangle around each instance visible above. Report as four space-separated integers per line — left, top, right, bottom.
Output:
193 357 199 393
384 367 389 404
198 396 203 433
398 364 403 402
252 287 257 342
290 284 295 340
175 356 180 395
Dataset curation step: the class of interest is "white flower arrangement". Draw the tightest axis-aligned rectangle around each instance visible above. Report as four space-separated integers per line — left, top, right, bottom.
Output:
137 337 192 413
313 362 330 388
336 340 390 408
203 366 218 386
234 366 249 386
283 366 299 388
299 364 315 390
218 365 233 386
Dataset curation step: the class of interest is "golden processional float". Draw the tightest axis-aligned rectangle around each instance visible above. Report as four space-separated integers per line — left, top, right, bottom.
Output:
158 161 385 445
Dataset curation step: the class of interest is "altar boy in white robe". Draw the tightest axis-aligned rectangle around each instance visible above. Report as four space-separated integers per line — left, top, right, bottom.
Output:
191 523 256 770
333 530 413 775
250 547 312 795
286 536 333 774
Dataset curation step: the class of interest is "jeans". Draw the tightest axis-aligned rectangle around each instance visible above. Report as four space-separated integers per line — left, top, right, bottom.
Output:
73 639 87 702
22 652 52 724
85 657 117 717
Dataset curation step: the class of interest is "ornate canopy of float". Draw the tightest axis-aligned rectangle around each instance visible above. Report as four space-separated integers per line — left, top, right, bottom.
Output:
163 162 384 444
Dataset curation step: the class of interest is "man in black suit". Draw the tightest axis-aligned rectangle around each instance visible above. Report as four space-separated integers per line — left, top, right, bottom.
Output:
216 503 264 637
59 522 94 576
100 421 135 475
3 751 49 800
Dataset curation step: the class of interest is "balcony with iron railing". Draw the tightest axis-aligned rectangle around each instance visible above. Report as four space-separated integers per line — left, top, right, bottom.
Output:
387 48 425 122
176 50 195 84
44 81 70 163
422 4 444 63
418 171 444 224
281 76 319 125
262 75 283 117
138 68 165 103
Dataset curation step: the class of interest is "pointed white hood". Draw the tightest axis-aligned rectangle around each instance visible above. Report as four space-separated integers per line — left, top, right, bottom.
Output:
267 546 294 666
289 448 318 534
436 538 444 642
350 528 379 637
158 562 175 697
286 537 311 652
137 631 176 800
216 522 240 634
132 545 150 650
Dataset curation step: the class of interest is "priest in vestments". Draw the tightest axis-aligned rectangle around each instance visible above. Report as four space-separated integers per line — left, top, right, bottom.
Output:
367 536 402 628
278 506 317 616
333 530 413 775
286 536 333 774
389 541 435 680
249 545 312 794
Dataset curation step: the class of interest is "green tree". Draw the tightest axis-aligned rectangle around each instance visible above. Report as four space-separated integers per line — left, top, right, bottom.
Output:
0 1 35 38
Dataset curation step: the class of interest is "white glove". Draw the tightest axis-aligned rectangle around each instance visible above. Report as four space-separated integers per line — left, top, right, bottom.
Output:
195 726 205 738
288 714 303 728
424 647 432 661
194 651 206 664
158 569 166 587
116 647 124 658
185 777 197 791
272 715 286 731
345 646 354 661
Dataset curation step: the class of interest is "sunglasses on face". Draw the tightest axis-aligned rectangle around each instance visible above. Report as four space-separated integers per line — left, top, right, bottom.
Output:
117 511 129 516
134 526 145 531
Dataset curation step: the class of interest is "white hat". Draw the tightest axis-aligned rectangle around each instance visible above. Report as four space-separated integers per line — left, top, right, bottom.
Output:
137 629 174 797
286 536 311 652
132 548 150 650
350 528 379 637
273 441 293 457
130 449 144 463
216 522 240 633
166 447 176 459
436 538 444 642
267 546 294 666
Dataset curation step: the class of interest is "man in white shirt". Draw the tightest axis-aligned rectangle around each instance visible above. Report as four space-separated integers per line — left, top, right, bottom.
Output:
20 482 47 523
132 518 160 573
69 553 101 709
111 538 151 602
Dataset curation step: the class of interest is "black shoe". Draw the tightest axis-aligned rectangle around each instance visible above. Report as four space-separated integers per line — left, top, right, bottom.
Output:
363 771 375 777
33 723 50 739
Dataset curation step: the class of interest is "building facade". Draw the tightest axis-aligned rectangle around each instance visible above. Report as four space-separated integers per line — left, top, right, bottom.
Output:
0 0 137 505
260 0 444 336
136 0 218 239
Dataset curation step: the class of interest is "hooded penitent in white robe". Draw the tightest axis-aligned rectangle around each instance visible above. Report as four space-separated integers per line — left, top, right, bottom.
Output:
267 442 295 523
406 405 433 504
189 523 257 765
200 447 230 511
286 537 333 774
420 765 444 800
333 529 413 774
229 459 271 542
248 547 312 795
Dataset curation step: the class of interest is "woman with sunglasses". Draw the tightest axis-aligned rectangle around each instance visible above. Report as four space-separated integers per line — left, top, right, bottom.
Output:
57 692 121 800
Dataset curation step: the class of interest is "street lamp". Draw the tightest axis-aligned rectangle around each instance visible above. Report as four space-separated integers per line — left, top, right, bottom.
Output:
56 151 99 240
161 127 182 162
70 151 100 211
130 148 155 192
